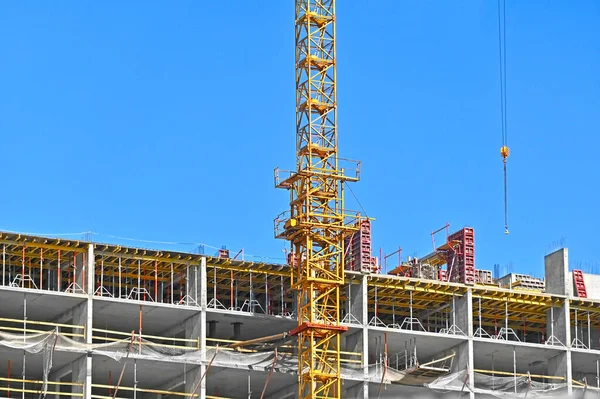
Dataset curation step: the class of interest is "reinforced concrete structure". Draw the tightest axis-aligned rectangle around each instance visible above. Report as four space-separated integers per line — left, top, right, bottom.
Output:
2 231 600 398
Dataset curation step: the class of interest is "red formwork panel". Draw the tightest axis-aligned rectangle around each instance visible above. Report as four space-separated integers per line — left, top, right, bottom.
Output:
573 270 588 298
344 220 375 272
446 227 475 284
438 270 447 281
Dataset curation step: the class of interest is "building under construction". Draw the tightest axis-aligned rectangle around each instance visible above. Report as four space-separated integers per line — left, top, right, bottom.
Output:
1 228 600 398
2 1 596 398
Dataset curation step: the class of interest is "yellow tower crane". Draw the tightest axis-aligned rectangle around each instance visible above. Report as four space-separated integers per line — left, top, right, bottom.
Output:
274 1 363 398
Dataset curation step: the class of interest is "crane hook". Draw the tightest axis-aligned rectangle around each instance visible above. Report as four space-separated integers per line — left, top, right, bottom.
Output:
500 146 510 234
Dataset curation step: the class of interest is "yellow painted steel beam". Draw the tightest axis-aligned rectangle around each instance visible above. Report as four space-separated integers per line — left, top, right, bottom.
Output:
0 234 88 251
210 264 291 278
473 294 556 307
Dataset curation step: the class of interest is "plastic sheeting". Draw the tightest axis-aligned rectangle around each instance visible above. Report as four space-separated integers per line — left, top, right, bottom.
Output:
426 370 572 398
2 330 590 398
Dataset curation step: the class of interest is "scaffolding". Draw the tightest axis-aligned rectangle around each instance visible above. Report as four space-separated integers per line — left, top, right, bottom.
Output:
3 231 600 398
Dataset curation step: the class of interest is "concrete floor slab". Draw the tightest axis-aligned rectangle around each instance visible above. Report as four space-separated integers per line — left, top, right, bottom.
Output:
473 339 566 375
93 296 200 335
0 286 86 321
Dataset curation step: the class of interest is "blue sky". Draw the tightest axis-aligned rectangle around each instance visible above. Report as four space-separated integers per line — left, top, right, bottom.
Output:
1 2 598 277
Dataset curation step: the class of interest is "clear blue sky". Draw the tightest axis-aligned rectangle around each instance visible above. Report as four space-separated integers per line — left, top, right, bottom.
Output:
1 2 598 277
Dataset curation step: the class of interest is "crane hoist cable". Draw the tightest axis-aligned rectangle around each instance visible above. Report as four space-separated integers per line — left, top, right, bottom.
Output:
497 0 510 234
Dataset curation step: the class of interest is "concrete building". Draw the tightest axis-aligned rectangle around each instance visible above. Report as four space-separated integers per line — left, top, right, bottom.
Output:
1 231 600 398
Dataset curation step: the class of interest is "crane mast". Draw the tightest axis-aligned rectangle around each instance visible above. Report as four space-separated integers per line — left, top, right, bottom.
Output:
275 1 362 398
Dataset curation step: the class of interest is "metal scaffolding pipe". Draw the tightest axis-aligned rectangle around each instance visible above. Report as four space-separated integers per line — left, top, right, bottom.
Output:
409 291 413 330
513 347 517 394
588 312 592 349
2 244 5 287
505 300 509 340
229 332 288 349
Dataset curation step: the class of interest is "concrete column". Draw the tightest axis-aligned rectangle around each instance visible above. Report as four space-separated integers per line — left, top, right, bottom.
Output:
455 289 473 336
544 248 572 394
184 364 206 398
181 314 203 348
361 275 369 398
85 244 94 398
342 275 369 397
360 275 368 325
344 329 368 398
345 276 365 324
546 303 570 347
231 322 243 340
71 355 87 396
545 248 571 296
344 381 369 399
187 263 200 306
48 362 72 399
195 256 208 399
71 253 85 294
200 256 207 351
451 290 475 398
207 320 218 338
548 351 572 394
449 341 475 399
71 302 88 344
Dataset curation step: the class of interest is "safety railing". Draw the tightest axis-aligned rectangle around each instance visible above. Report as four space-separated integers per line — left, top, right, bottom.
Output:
91 327 361 364
0 377 236 399
0 316 85 339
0 377 84 397
274 158 362 188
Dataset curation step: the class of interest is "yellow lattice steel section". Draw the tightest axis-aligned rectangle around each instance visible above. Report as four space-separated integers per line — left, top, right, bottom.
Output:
274 1 362 397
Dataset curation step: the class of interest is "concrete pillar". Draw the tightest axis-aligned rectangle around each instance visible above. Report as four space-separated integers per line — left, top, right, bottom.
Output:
544 248 572 394
360 275 368 325
71 355 87 396
71 302 87 343
231 322 243 340
546 303 570 346
344 328 368 398
74 252 85 292
181 313 203 349
545 248 571 296
48 362 72 399
84 244 94 398
207 320 218 338
361 275 369 398
449 341 475 399
455 289 473 336
184 364 207 398
196 256 208 399
187 263 200 306
345 331 361 354
548 352 571 393
344 381 369 399
345 277 365 324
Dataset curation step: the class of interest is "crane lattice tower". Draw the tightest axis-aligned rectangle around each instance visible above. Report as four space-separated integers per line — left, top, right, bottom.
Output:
275 1 362 398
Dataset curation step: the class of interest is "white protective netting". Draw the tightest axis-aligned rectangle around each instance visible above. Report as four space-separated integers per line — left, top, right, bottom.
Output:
426 369 578 398
2 330 595 398
0 330 60 396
